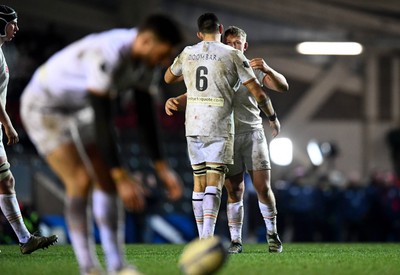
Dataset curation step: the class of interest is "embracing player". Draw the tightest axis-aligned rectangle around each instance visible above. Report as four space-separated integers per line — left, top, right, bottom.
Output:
223 26 288 253
165 25 288 253
164 13 278 240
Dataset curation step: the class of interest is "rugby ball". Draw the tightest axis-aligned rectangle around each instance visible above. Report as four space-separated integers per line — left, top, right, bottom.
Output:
178 236 228 275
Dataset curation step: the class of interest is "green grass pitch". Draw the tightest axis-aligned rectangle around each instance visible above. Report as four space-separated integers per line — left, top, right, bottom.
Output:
0 243 399 275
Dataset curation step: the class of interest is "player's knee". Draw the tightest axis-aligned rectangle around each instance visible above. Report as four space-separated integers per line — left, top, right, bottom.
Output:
0 162 15 192
206 164 228 188
192 163 207 177
257 187 276 204
65 168 93 195
206 164 228 175
226 186 244 201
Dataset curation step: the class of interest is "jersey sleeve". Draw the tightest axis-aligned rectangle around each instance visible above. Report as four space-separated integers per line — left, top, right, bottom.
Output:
83 50 114 95
233 50 259 85
169 51 184 77
253 68 266 87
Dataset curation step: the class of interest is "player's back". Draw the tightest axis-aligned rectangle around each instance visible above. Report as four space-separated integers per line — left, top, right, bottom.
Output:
174 41 256 137
181 41 242 98
26 29 137 109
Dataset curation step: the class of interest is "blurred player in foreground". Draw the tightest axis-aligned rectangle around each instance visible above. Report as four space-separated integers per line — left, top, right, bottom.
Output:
164 13 277 240
0 4 58 255
20 14 183 275
223 26 288 253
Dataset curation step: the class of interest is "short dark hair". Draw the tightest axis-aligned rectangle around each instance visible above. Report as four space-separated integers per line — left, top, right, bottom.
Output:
224 26 247 40
138 14 183 46
197 13 220 34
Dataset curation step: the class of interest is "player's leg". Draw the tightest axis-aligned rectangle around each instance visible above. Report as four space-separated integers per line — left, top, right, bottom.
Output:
46 142 101 274
224 172 245 253
67 108 140 274
249 169 282 252
0 142 57 254
187 135 233 239
85 146 141 274
202 135 234 239
0 153 30 244
186 137 207 239
202 162 227 239
249 169 277 233
224 134 246 253
246 129 282 252
192 162 207 238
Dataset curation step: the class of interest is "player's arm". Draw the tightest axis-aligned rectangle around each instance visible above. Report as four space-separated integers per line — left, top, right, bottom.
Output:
0 100 18 145
88 90 145 211
164 52 184 84
88 91 120 168
249 58 289 92
243 80 281 137
164 68 183 84
135 89 183 201
165 92 187 116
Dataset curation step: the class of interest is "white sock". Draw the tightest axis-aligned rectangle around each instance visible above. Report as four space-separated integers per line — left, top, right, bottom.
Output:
192 192 204 238
92 189 125 272
258 201 277 235
65 196 100 272
202 186 221 239
227 201 243 243
0 194 30 243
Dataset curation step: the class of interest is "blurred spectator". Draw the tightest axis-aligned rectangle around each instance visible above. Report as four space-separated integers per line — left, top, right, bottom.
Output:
285 168 318 242
314 174 342 242
339 171 370 242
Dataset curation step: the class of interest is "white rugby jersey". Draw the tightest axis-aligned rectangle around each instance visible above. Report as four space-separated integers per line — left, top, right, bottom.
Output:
24 28 157 110
170 41 257 137
233 68 266 134
0 48 8 108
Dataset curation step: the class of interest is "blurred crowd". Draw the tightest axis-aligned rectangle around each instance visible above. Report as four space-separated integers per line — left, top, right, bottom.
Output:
265 167 400 242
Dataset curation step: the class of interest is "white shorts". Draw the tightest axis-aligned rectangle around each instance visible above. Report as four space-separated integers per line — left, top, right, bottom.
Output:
227 129 271 177
186 135 234 165
20 91 95 156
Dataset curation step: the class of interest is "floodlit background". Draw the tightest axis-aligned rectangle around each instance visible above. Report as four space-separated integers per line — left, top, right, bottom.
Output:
1 0 399 244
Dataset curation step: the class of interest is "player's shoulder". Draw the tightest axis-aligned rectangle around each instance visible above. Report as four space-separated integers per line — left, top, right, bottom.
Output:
184 41 203 50
214 42 237 52
97 28 137 41
211 43 242 59
220 45 245 58
178 44 194 55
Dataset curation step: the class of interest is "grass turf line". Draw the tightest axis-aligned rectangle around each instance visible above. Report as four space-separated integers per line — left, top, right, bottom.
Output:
0 243 399 275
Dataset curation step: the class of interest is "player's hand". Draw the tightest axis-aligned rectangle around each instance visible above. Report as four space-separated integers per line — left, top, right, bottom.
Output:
112 168 146 212
165 97 180 116
4 125 19 145
269 118 281 138
155 160 183 201
249 58 269 73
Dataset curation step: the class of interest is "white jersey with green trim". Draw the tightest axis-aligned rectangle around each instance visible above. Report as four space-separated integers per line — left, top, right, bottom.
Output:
233 68 266 134
170 41 257 137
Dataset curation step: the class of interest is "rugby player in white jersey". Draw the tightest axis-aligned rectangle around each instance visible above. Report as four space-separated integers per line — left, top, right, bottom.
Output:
0 5 58 255
164 13 277 240
165 25 288 253
223 26 288 253
20 15 182 275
